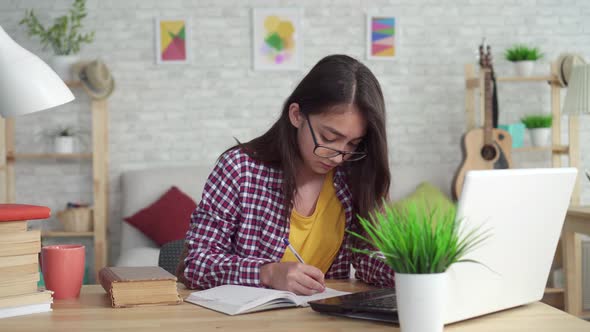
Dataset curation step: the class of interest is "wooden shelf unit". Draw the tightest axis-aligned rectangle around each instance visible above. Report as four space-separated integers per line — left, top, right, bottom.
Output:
8 153 93 160
513 145 569 154
42 231 94 238
0 81 109 278
544 287 565 294
464 62 581 203
464 61 582 310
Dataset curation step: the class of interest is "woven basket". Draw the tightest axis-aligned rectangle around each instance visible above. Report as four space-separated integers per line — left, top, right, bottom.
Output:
57 207 93 232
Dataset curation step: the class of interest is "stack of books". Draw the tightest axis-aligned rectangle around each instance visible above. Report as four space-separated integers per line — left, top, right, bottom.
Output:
98 266 182 308
0 205 53 319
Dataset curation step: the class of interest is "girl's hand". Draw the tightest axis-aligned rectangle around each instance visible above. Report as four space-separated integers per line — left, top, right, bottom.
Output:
260 262 326 295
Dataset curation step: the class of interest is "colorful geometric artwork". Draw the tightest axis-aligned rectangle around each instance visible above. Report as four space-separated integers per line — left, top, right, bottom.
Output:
155 18 189 64
253 8 303 70
367 15 397 60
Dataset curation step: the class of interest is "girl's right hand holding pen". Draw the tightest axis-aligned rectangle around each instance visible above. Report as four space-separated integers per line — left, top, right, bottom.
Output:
260 262 326 296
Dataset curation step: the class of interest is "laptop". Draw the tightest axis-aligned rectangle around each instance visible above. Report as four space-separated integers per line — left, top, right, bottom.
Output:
309 168 577 324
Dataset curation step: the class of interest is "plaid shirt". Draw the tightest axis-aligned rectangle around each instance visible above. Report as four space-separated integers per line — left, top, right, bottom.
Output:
183 148 395 289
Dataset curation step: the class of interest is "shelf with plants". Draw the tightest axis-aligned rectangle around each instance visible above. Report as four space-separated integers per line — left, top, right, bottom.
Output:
42 231 94 238
0 96 109 279
496 75 556 82
8 153 93 160
4 0 109 280
463 61 580 203
512 145 569 153
464 55 581 307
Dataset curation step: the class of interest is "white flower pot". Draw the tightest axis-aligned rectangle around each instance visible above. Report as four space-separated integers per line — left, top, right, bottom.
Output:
395 272 447 332
529 128 551 147
514 60 535 77
49 55 80 81
54 136 74 154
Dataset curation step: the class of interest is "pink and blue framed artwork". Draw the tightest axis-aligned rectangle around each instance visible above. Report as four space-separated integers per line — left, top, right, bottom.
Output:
252 8 303 71
155 18 190 64
367 15 397 61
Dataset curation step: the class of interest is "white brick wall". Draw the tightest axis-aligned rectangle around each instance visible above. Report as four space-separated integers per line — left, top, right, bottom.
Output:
1 0 589 269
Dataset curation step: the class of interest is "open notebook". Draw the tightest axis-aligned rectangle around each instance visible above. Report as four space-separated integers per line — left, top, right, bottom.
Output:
185 285 350 315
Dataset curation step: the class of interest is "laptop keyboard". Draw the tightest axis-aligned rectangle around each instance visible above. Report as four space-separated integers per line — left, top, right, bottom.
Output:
360 294 397 309
337 288 397 311
308 288 398 322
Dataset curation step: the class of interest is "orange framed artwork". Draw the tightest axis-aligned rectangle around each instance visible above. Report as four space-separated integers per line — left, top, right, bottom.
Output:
155 18 190 64
252 8 303 71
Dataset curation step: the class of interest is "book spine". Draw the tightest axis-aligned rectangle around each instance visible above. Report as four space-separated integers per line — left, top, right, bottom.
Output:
98 268 120 295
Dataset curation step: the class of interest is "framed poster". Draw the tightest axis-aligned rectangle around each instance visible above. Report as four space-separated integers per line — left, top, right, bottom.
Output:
367 15 397 61
155 18 190 64
252 8 303 70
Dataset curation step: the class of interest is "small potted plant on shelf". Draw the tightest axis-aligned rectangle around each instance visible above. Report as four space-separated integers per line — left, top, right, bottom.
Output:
19 0 94 81
504 44 544 77
350 201 489 332
51 126 78 154
521 114 552 147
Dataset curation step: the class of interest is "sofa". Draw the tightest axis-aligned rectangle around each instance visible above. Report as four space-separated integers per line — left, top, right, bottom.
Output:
115 163 453 267
115 165 212 267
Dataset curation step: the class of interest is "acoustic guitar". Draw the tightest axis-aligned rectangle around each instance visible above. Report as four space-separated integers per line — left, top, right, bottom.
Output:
452 42 513 200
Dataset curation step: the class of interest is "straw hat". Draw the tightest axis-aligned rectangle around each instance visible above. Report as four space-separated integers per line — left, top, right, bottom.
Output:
556 53 586 88
72 60 115 100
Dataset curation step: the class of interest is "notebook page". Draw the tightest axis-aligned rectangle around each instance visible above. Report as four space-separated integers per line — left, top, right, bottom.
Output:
185 285 351 315
185 285 295 315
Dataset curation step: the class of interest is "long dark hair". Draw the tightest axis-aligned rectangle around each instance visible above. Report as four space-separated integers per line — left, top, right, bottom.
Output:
231 54 390 219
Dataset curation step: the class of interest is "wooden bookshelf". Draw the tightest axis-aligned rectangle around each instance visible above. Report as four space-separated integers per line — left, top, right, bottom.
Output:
544 287 565 294
65 80 83 88
0 89 109 279
513 145 569 154
496 75 557 83
8 153 92 160
464 61 581 314
42 231 94 238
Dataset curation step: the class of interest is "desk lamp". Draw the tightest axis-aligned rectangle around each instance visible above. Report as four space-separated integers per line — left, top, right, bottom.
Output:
0 24 74 219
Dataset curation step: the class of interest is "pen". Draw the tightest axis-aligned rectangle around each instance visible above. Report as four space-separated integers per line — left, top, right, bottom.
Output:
283 238 305 264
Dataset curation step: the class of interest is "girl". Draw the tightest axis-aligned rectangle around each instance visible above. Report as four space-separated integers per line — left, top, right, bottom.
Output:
179 54 394 295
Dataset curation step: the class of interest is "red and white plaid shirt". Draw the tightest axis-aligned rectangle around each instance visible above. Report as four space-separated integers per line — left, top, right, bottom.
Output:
183 148 395 289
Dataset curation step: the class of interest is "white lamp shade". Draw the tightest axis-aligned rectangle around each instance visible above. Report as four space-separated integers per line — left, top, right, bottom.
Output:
0 25 74 118
562 64 590 115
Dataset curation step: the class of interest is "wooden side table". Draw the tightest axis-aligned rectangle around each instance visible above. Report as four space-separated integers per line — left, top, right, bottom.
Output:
563 206 590 318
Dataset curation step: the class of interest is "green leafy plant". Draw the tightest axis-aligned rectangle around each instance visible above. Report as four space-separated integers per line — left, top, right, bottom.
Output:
45 126 78 138
57 127 76 137
349 201 490 274
521 114 553 129
504 44 544 62
19 0 94 55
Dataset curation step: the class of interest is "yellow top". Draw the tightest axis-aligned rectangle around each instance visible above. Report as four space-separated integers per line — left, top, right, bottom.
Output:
281 170 346 273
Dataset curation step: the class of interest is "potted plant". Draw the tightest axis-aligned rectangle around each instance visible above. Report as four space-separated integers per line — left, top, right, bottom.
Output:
52 126 77 153
19 0 94 81
521 114 552 147
504 44 543 77
350 201 489 332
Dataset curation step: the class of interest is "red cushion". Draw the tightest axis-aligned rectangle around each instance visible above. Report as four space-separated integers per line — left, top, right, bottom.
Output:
124 186 196 246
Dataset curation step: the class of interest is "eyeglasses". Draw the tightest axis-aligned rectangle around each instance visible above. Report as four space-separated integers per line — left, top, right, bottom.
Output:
304 113 367 162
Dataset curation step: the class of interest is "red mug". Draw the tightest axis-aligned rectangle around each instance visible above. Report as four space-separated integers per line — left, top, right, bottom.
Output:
41 244 85 299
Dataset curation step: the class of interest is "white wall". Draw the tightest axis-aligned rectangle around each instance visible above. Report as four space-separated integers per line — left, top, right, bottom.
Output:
1 0 589 267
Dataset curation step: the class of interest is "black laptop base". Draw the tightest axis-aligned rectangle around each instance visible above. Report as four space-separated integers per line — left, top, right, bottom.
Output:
308 288 399 324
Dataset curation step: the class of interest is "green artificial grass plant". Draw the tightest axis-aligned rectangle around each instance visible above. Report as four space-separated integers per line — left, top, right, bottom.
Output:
521 114 553 129
349 201 490 274
504 44 544 62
